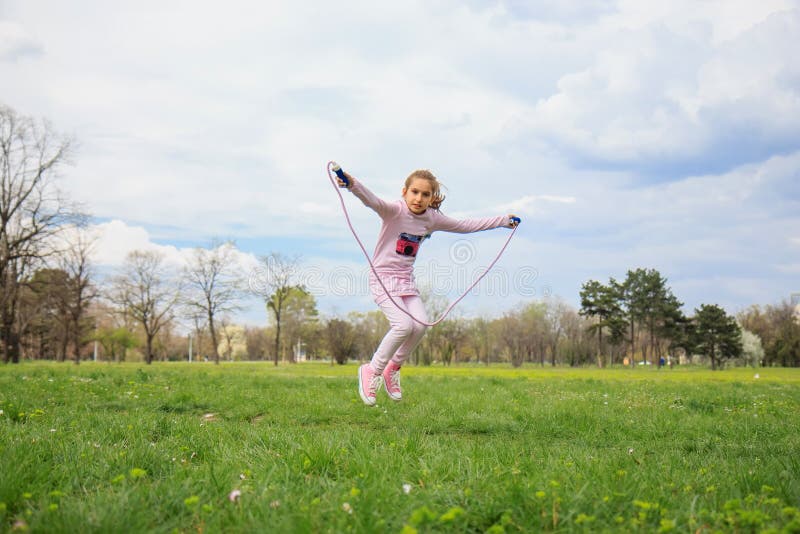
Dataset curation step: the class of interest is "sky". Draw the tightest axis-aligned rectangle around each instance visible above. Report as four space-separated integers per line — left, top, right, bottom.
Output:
2 0 799 327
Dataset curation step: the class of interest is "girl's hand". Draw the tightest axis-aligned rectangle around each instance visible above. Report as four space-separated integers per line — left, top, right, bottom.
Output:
338 171 355 189
508 214 520 228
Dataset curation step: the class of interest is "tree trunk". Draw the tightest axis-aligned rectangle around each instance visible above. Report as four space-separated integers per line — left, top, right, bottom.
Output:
208 309 219 365
629 320 636 367
274 314 281 366
146 334 154 364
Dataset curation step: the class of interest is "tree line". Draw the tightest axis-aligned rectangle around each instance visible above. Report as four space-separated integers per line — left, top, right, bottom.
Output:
2 104 799 368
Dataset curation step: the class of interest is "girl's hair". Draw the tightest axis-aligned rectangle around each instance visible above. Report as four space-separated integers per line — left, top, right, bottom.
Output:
405 169 446 210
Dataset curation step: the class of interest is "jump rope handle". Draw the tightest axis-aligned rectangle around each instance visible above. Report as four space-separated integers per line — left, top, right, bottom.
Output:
510 216 521 226
331 162 349 187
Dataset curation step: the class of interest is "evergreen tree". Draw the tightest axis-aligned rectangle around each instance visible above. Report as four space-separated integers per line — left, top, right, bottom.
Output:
692 304 743 370
579 279 623 366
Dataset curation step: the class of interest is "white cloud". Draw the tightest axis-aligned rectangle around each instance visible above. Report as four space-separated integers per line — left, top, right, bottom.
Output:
0 20 41 60
511 5 800 176
2 0 798 318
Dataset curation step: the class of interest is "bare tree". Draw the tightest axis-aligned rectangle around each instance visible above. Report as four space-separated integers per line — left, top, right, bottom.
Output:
183 241 243 364
57 227 98 363
109 250 180 364
0 105 83 363
250 252 302 366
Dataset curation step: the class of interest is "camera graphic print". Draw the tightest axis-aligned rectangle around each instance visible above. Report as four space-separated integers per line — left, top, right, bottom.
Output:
395 232 428 257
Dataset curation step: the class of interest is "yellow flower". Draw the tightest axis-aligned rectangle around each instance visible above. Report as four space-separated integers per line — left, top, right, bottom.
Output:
129 468 147 479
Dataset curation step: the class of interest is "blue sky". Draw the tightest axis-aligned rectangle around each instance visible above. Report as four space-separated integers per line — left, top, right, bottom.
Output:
2 0 799 326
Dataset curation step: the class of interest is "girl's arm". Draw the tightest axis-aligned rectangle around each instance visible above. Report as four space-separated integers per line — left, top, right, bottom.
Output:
431 211 517 233
341 173 397 219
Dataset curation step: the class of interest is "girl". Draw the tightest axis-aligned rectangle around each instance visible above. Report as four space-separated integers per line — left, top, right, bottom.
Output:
338 168 518 406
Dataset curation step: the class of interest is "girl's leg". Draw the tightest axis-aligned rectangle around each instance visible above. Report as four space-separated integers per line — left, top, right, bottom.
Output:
370 296 420 373
390 295 428 366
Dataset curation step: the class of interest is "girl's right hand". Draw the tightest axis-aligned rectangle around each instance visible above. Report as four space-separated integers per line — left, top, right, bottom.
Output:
338 171 355 189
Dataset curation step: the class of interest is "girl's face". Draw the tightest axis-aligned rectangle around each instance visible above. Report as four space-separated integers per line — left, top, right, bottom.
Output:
402 178 434 214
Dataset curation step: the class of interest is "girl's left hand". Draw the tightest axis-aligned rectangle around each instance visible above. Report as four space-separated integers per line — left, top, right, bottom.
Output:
508 214 519 228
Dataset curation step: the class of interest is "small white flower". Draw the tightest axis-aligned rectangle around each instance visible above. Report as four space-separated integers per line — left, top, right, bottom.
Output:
50 428 57 433
628 448 634 455
402 484 412 495
239 473 246 480
342 502 353 514
0 409 4 416
228 489 241 502
754 373 760 379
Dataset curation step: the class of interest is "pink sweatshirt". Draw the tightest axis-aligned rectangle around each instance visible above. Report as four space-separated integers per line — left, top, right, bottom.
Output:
349 179 511 304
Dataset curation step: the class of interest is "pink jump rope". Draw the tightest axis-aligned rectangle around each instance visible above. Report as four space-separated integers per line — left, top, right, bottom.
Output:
327 161 520 327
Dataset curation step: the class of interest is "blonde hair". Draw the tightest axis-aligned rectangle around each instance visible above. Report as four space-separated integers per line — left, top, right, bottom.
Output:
404 169 446 210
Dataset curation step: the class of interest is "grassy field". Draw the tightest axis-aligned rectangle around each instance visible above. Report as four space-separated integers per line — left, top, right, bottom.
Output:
1 362 799 533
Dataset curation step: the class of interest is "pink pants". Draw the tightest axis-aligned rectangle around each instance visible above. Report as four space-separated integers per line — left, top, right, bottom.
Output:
370 295 428 373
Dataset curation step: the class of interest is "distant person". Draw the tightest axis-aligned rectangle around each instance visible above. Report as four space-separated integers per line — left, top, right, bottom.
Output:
659 356 665 369
337 168 518 406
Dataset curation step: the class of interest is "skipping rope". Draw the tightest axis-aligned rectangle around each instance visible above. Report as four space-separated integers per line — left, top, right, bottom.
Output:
327 161 520 327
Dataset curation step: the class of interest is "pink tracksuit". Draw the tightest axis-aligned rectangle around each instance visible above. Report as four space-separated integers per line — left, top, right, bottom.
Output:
349 179 511 372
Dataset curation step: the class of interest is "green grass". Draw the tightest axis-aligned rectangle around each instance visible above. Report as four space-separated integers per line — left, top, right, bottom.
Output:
1 363 799 533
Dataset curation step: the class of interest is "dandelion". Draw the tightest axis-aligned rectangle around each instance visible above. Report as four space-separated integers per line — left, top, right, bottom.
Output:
439 507 465 522
403 484 413 495
129 468 147 479
184 495 200 508
270 500 281 509
342 502 353 514
228 490 241 502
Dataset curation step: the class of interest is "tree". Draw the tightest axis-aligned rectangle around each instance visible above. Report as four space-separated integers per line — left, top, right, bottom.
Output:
0 105 83 363
544 297 571 366
326 318 357 364
740 329 764 367
280 286 319 363
351 310 389 363
95 326 138 362
251 252 301 366
57 227 98 363
519 302 547 366
21 268 70 360
738 301 800 367
579 279 623 366
466 317 492 365
110 250 180 364
183 241 243 364
244 325 269 360
692 304 743 370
